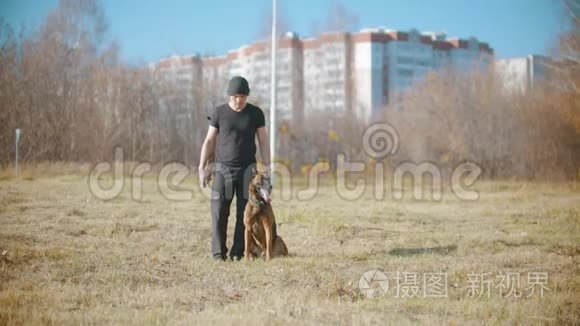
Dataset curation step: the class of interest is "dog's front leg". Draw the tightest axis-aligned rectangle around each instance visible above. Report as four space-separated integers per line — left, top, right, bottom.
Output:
263 222 273 261
244 222 253 261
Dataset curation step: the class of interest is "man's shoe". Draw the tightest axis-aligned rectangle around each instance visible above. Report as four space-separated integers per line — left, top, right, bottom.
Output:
213 254 226 261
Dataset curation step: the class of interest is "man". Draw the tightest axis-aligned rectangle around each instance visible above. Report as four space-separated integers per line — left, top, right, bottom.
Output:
198 76 271 261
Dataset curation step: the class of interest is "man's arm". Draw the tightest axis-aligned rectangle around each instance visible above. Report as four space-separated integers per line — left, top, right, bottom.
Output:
256 127 271 173
198 126 218 187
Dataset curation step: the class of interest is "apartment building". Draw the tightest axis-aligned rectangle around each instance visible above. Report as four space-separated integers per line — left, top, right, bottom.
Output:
153 27 493 124
495 55 550 94
352 28 493 120
303 32 352 116
152 55 203 112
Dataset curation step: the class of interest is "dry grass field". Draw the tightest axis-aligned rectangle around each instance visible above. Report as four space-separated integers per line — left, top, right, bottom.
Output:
0 168 579 325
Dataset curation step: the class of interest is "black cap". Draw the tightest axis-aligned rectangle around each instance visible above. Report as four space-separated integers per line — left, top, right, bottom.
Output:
227 76 250 96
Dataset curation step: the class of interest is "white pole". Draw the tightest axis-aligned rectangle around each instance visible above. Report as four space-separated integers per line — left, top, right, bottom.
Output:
270 0 277 181
15 128 20 177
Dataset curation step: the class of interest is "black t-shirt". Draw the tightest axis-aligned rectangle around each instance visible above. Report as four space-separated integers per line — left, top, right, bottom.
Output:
208 103 265 167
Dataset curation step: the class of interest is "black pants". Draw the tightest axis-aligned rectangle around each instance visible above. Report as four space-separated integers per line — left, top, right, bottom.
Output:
210 163 255 259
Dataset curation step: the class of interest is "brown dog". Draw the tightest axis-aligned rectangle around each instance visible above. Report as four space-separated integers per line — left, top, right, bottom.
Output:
243 169 288 261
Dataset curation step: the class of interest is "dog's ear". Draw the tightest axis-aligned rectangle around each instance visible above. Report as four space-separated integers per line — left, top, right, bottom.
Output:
252 166 258 176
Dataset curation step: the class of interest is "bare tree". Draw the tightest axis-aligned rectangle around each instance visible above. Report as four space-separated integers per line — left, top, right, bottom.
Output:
324 0 359 33
385 66 578 180
256 1 291 40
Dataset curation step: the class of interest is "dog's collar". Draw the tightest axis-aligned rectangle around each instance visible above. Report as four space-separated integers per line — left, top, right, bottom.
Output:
250 197 266 208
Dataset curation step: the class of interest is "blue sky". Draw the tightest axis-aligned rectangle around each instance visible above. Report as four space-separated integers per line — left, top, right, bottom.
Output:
0 0 569 64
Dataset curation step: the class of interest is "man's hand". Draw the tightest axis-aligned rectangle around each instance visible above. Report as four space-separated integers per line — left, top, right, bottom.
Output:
199 126 218 188
263 164 272 178
263 164 273 195
198 166 212 188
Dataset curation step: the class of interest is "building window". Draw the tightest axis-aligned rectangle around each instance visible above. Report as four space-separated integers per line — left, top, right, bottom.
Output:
417 59 431 67
397 56 413 65
397 68 414 78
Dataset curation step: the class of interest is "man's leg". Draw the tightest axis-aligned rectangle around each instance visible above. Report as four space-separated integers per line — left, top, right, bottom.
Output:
210 164 234 260
230 164 255 260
